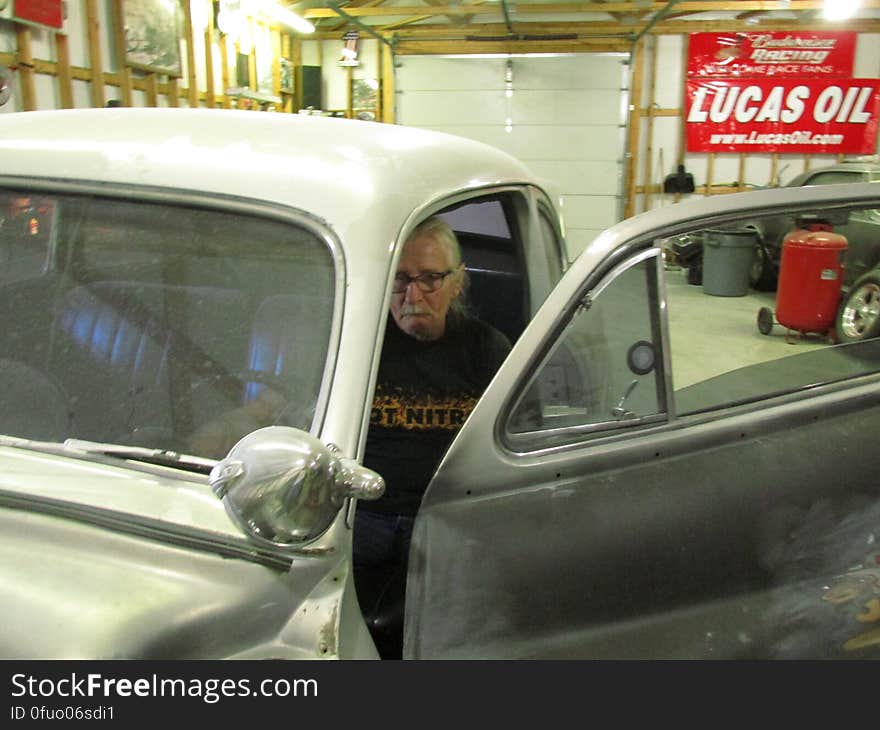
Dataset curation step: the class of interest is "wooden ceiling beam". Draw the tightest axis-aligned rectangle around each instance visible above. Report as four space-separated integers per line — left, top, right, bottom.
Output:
318 0 387 33
394 38 632 54
304 1 880 19
640 17 880 32
311 17 880 40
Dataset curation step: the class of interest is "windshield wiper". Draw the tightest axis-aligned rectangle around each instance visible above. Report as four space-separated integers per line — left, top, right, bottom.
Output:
62 439 216 475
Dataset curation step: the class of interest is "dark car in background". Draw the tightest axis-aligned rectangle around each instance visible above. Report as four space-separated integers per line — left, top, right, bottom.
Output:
748 159 880 290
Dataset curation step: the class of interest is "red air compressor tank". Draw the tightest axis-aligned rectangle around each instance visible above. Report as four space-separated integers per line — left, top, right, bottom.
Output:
775 224 848 336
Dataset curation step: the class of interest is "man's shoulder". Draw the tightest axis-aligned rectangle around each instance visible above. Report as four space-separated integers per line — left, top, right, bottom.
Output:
453 310 511 351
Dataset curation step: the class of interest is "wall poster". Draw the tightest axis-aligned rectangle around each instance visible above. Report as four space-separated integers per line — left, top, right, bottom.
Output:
122 0 183 77
684 31 877 154
12 0 64 29
686 78 880 154
688 31 857 79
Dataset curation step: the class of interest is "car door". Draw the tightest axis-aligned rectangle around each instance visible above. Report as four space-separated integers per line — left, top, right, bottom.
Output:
403 183 880 660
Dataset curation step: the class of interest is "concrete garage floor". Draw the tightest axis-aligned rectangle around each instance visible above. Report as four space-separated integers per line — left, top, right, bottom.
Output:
664 266 831 389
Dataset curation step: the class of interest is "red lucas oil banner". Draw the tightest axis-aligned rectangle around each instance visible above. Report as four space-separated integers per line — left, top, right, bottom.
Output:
686 78 880 154
688 31 856 78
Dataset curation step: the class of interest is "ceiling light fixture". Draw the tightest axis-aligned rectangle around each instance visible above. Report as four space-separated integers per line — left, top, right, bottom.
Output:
822 0 861 21
258 1 315 34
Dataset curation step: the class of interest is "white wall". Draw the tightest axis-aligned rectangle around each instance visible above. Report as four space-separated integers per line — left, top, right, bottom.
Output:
301 38 381 113
394 53 629 260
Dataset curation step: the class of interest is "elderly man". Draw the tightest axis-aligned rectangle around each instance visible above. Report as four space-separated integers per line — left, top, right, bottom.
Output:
355 216 512 659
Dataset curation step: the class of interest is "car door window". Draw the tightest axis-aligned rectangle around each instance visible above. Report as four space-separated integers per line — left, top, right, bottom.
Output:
504 198 880 453
667 204 880 415
437 194 530 344
537 206 565 292
506 250 668 449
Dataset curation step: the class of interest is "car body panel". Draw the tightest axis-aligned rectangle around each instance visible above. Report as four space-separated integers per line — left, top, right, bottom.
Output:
407 183 880 659
0 108 536 236
0 506 340 659
0 442 376 659
0 443 235 535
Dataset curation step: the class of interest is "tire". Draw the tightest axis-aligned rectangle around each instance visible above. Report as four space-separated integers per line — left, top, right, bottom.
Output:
836 271 880 343
749 241 776 291
757 306 774 335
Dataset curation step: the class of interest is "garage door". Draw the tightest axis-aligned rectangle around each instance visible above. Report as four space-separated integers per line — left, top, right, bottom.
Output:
396 54 629 260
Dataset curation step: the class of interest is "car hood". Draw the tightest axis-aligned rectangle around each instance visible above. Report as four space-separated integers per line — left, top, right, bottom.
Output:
0 442 234 534
0 443 345 658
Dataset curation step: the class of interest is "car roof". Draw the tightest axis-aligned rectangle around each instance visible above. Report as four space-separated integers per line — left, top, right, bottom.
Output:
0 107 538 239
789 159 880 186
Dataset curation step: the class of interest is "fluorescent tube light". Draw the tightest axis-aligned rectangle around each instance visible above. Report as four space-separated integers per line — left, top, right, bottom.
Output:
822 0 861 20
260 1 315 34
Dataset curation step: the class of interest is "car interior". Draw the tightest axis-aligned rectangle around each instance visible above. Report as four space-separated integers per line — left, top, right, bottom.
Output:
438 195 530 345
0 189 335 458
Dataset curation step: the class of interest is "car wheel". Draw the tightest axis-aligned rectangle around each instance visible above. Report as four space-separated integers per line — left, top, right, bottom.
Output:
836 271 880 342
749 242 776 291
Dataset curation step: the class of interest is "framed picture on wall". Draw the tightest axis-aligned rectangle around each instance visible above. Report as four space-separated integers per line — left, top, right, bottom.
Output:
236 53 251 89
352 78 378 111
280 59 294 94
121 0 183 77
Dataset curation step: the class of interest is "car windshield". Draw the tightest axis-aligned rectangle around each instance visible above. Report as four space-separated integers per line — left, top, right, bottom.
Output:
0 188 336 461
803 170 870 186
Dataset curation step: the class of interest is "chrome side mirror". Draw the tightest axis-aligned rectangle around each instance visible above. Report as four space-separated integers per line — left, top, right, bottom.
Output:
210 426 384 547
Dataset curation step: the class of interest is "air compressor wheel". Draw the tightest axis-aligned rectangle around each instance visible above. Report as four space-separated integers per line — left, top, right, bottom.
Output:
757 306 774 335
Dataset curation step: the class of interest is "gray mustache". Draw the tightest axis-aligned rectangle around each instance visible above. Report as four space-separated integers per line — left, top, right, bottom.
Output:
399 305 429 316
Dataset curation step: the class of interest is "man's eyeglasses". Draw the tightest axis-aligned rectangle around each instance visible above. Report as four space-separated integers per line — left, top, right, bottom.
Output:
392 269 454 294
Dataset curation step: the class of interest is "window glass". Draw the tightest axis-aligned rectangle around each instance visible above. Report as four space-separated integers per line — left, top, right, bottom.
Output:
804 171 866 186
438 196 526 344
0 188 335 460
666 203 880 415
0 194 56 284
506 196 880 453
438 200 510 237
538 208 564 292
847 206 880 225
507 254 666 448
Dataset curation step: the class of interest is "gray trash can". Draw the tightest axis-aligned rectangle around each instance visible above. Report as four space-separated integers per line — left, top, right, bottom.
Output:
702 227 756 297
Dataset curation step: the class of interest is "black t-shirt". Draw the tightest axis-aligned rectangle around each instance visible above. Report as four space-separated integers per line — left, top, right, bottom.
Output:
362 311 511 517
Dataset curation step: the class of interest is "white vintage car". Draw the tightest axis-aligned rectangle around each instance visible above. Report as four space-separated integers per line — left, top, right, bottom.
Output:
1 108 878 659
